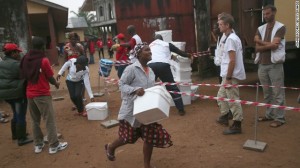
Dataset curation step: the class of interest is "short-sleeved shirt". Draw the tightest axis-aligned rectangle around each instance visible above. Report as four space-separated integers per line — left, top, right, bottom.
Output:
96 40 103 48
129 38 137 51
107 40 113 48
26 58 53 98
220 33 246 80
256 26 286 64
89 41 95 54
116 42 128 61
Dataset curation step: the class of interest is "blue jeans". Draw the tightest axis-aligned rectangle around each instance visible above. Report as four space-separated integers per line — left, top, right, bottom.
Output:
148 62 184 111
5 98 28 125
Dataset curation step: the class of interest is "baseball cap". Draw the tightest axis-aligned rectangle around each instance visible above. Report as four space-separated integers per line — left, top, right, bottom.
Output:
74 56 88 67
116 33 125 40
3 43 22 52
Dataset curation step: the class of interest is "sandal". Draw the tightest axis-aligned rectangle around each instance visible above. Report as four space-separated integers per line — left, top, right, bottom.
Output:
0 118 9 123
258 116 273 122
270 121 284 128
105 144 115 161
81 112 87 117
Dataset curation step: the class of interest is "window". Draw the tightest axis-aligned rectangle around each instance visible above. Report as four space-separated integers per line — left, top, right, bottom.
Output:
108 3 114 19
99 6 103 17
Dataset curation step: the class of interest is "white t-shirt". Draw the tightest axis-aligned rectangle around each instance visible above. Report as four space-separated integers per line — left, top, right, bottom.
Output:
220 33 246 80
129 34 142 63
148 39 171 64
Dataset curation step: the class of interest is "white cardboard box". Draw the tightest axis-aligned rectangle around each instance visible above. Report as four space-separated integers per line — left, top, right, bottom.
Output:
155 30 172 42
85 102 108 120
170 41 186 51
174 67 192 81
133 86 172 124
191 85 199 101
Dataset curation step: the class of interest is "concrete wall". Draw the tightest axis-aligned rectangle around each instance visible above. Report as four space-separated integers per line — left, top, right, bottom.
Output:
27 1 48 14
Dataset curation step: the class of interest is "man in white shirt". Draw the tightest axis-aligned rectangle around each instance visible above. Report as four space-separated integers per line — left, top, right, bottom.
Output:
148 34 192 116
216 14 246 135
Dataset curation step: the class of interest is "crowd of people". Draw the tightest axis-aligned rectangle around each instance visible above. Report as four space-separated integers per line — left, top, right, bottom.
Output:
0 4 299 168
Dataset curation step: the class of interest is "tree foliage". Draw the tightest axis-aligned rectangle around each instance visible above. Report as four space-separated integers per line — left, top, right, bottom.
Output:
70 10 98 36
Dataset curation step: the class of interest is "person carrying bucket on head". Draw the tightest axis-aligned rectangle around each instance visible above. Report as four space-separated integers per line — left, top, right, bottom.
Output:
56 56 95 117
105 42 172 168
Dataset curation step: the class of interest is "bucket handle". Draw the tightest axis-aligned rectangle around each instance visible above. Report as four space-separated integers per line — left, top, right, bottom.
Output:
145 88 172 104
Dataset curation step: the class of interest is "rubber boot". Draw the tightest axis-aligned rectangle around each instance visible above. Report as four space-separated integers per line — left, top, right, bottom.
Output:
216 113 230 126
228 110 233 120
11 120 17 140
16 123 33 146
223 120 242 135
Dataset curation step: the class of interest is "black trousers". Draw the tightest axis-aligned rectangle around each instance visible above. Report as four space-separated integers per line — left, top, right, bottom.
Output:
98 48 104 59
66 80 85 113
148 62 184 111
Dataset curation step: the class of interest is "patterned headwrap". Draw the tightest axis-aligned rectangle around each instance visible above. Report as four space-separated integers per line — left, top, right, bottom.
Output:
133 42 148 58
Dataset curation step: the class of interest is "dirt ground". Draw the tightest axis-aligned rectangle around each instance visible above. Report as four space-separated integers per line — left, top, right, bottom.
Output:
1 51 300 168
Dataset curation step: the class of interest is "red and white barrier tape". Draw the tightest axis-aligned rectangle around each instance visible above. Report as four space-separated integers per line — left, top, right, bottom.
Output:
104 78 300 91
102 78 300 111
191 50 211 58
113 60 132 66
108 50 210 67
168 91 300 112
158 82 300 90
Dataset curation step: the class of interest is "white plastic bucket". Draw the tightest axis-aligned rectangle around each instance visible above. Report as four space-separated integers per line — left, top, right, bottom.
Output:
85 102 108 120
133 86 172 124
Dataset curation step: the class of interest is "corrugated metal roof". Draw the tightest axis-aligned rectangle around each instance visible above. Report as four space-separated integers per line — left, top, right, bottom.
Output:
66 17 88 29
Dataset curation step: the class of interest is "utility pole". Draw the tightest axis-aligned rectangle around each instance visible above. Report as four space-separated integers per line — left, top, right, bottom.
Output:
0 0 30 54
194 0 211 78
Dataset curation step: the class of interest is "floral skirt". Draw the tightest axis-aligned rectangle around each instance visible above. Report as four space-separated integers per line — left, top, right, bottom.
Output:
118 120 173 148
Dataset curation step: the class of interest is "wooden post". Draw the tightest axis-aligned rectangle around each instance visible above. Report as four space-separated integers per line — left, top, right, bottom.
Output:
194 0 211 78
0 0 30 54
47 9 59 65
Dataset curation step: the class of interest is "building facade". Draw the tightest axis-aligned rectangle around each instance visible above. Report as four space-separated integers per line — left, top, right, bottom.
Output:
81 0 117 43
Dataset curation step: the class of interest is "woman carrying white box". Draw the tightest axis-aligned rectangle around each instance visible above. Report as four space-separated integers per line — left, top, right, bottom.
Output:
105 42 173 168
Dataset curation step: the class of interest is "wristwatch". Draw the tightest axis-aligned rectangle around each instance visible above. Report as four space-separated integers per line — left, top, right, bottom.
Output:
226 77 232 80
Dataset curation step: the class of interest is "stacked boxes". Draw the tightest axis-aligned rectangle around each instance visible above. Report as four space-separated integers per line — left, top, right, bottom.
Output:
170 42 199 106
